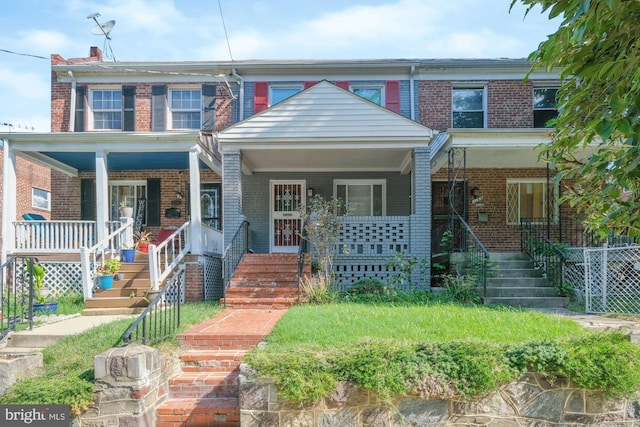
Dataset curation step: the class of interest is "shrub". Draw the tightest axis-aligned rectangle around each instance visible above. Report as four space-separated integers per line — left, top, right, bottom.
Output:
506 340 567 374
439 274 482 305
300 274 338 304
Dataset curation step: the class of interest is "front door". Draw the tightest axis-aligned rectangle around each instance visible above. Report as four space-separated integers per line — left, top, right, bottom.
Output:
270 180 305 253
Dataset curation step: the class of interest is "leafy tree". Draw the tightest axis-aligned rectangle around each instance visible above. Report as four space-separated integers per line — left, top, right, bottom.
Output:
513 0 640 237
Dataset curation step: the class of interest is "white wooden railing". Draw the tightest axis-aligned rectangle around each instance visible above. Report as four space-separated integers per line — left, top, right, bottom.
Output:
148 222 190 290
202 224 223 254
14 220 121 253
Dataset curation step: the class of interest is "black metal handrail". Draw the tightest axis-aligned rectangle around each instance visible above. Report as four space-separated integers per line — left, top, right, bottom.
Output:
222 220 250 307
296 231 310 304
121 266 184 345
456 215 490 297
521 218 566 288
1 256 38 340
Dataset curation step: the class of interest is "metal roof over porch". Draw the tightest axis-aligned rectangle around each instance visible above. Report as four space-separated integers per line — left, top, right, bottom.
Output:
216 80 435 174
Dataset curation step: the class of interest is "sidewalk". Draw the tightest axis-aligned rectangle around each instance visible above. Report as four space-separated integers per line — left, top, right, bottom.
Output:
0 313 135 353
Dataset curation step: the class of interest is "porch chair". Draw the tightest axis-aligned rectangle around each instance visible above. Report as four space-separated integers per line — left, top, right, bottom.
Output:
150 226 179 251
22 213 47 221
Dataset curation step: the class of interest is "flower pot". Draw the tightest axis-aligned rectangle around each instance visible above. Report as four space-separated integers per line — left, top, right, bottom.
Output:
119 207 134 218
114 273 124 281
98 275 114 290
121 248 136 263
137 242 149 253
33 302 58 315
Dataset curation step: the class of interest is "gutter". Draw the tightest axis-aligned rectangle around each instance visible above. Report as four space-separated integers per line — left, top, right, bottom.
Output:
409 65 416 121
231 68 244 120
68 71 76 132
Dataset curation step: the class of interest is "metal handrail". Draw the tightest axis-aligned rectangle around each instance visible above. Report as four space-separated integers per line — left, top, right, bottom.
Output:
456 215 490 297
121 265 184 345
1 256 38 339
521 218 567 288
221 220 250 307
296 231 310 304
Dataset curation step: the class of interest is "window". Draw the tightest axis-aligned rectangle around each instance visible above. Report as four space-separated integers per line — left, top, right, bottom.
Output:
91 89 122 130
270 85 302 106
506 179 557 225
452 87 485 128
200 183 222 230
109 181 146 221
533 87 559 128
351 85 384 105
170 89 202 129
32 188 50 211
334 179 386 216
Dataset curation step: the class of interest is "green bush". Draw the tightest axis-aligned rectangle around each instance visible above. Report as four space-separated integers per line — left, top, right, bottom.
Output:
439 274 482 305
506 340 567 374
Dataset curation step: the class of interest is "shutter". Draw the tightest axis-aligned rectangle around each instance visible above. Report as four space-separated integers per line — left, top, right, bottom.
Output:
80 179 95 220
254 82 269 113
385 80 400 113
304 81 317 89
146 178 161 226
151 85 166 131
202 84 216 130
74 86 86 132
336 81 350 90
122 85 135 131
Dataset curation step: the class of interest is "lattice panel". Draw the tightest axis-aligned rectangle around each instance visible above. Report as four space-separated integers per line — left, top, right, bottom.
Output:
337 218 409 256
584 246 640 315
164 267 186 304
334 258 398 290
203 255 223 301
19 261 83 298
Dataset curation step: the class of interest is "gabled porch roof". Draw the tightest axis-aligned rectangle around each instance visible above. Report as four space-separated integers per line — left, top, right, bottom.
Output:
217 80 434 174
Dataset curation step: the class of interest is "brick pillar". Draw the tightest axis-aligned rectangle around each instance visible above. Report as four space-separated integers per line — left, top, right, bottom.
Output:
222 148 246 248
410 146 431 289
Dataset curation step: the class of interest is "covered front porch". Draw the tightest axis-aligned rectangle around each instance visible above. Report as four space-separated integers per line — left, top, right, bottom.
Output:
217 81 435 289
0 131 223 306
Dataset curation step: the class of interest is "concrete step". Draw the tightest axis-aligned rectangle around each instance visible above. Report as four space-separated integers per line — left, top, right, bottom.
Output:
156 397 239 427
488 252 529 261
483 286 559 298
487 277 549 287
492 266 542 277
483 296 569 308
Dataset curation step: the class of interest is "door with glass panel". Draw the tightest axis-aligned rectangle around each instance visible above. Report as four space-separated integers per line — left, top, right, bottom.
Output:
270 180 305 253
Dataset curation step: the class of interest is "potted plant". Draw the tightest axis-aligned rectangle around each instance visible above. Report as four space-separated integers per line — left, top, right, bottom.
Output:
119 200 134 218
26 258 58 315
134 230 151 253
121 243 136 263
96 258 121 290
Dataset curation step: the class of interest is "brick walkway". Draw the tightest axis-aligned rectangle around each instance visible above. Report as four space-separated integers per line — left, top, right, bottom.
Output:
156 308 288 427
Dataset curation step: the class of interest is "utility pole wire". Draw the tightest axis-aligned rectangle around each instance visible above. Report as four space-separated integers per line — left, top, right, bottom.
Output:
0 48 47 60
218 0 234 61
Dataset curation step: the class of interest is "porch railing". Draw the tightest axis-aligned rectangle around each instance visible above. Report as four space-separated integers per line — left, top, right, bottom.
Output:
456 215 490 296
1 256 38 340
521 218 566 288
121 265 184 345
148 222 190 291
13 220 121 253
297 230 310 303
222 220 249 306
337 216 410 256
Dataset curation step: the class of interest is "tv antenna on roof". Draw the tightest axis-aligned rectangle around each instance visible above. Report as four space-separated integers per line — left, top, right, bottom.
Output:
87 12 117 61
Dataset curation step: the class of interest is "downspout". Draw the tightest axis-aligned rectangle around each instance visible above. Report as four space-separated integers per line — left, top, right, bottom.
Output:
68 70 76 132
409 65 416 121
231 68 244 120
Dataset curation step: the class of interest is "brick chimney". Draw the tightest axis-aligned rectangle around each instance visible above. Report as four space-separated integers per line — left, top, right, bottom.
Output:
89 46 103 62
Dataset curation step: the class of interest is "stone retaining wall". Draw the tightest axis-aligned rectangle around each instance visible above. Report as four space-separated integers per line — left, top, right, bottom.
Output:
239 364 640 426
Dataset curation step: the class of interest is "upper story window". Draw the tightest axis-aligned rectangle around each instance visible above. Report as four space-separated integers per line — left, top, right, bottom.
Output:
533 87 559 128
452 87 486 128
270 85 302 106
351 85 384 106
32 188 50 211
334 179 386 216
91 89 122 130
170 88 202 129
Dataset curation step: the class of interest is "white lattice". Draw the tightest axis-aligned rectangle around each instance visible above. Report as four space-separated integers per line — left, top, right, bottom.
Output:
20 261 83 298
203 255 223 301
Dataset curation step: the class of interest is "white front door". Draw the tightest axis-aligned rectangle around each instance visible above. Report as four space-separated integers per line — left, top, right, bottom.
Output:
270 180 305 253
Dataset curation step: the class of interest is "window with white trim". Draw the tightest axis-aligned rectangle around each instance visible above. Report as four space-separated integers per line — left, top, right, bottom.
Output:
351 85 384 105
533 87 559 128
269 85 302 106
32 188 50 211
506 179 558 225
334 179 386 216
91 89 122 130
170 88 202 129
109 181 147 221
452 87 486 128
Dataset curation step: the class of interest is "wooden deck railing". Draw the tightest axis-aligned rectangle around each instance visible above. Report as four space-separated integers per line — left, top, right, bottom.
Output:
13 220 121 253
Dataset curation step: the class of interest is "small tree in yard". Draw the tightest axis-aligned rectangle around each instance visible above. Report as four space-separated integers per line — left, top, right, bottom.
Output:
298 195 345 301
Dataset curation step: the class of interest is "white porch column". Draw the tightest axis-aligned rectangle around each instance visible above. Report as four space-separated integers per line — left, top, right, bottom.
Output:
188 148 202 255
1 140 17 263
95 150 109 243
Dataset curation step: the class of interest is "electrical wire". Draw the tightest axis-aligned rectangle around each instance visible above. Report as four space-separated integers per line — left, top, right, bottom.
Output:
0 48 47 60
217 0 234 61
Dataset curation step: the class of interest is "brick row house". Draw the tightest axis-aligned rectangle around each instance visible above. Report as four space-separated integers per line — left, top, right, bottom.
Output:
0 47 589 309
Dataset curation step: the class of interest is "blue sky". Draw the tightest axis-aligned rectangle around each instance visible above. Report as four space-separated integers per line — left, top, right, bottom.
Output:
0 0 559 132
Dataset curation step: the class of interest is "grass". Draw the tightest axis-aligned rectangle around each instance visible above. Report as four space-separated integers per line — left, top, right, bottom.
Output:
263 303 591 351
0 301 222 414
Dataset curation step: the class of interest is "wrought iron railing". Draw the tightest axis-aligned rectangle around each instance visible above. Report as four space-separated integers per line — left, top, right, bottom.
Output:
521 218 566 288
296 230 310 304
121 266 185 345
222 221 250 306
456 216 490 297
1 256 39 340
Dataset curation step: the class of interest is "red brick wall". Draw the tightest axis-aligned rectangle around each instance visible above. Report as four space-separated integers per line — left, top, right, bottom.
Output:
51 71 70 132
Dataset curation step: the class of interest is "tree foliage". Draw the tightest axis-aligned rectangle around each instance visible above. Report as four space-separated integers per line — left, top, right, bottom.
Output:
513 0 640 237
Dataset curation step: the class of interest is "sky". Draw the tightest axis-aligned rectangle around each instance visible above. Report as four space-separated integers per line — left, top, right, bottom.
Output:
0 0 560 133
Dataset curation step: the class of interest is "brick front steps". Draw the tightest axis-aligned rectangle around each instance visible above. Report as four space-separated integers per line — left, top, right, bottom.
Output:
156 309 287 427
